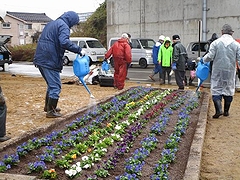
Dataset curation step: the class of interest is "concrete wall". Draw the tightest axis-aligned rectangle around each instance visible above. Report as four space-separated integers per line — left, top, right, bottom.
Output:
106 0 240 47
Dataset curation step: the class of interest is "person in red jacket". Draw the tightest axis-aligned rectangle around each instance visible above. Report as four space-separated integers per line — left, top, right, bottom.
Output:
105 33 132 90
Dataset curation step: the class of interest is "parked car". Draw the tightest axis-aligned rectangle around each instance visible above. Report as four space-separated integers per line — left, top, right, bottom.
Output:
186 41 208 61
0 35 12 71
63 37 107 66
108 37 155 68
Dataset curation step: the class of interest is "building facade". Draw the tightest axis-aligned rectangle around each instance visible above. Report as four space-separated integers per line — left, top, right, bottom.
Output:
0 12 52 46
106 0 240 47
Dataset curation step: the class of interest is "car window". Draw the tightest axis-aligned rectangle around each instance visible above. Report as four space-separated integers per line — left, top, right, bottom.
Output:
110 39 117 46
132 39 141 49
79 41 87 48
86 40 104 48
139 39 155 49
191 43 208 52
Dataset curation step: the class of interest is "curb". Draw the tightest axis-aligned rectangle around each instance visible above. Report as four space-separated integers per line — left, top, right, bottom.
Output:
183 92 209 179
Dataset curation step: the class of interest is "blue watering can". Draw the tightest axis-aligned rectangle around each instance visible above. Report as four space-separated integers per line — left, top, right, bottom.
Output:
196 61 210 92
73 54 95 98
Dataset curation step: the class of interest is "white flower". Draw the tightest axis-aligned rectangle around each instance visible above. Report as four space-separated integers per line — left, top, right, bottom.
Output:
72 169 77 176
115 125 121 130
83 164 90 169
122 120 130 126
65 170 71 176
102 148 107 152
94 153 100 157
65 169 77 177
116 134 120 138
76 162 81 167
76 166 82 172
82 155 89 161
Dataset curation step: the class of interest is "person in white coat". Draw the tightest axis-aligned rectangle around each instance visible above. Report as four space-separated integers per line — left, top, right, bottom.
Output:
203 24 240 118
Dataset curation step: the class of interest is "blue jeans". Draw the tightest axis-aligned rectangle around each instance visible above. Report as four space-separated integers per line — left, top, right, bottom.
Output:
38 66 61 99
153 63 162 74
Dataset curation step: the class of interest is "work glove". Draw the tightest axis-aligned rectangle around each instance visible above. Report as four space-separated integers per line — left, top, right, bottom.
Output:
79 50 86 56
172 62 177 70
196 57 201 63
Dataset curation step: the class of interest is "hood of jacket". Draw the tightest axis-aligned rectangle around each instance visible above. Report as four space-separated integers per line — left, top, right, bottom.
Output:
163 37 172 47
58 11 79 28
117 38 128 44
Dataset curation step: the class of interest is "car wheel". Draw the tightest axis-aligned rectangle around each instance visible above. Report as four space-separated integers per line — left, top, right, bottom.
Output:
139 58 147 69
110 57 114 68
63 56 69 66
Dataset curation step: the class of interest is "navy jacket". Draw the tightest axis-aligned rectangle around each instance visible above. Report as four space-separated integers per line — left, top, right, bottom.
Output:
34 11 81 72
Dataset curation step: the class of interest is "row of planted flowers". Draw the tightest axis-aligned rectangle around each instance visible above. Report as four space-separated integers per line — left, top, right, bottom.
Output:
0 87 201 180
94 91 199 180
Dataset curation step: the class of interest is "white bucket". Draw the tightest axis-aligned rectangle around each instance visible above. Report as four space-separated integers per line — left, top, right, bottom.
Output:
4 63 9 71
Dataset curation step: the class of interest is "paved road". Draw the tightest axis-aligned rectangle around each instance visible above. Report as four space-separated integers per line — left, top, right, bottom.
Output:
5 62 156 82
3 62 219 88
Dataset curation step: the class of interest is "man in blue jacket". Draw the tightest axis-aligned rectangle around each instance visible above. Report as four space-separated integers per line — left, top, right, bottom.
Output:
149 35 165 81
34 11 84 118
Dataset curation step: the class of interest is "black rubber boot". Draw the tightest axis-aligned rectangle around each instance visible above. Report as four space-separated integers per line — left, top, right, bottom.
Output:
212 100 223 119
46 98 62 118
44 93 61 112
223 101 231 116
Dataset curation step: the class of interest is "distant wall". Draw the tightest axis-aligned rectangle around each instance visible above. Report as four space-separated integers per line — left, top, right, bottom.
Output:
106 0 240 47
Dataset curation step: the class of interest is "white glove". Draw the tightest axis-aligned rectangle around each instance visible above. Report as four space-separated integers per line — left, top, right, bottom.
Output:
196 57 201 62
80 49 86 56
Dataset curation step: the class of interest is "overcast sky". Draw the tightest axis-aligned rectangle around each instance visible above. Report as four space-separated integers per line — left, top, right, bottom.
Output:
2 0 105 20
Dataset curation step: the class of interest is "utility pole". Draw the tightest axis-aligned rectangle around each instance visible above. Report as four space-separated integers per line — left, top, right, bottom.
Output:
202 0 209 41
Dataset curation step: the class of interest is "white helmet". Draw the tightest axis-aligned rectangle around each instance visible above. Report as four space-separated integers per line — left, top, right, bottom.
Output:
159 35 165 41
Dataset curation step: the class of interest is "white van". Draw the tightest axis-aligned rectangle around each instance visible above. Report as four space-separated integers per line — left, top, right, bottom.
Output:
108 37 155 68
63 37 107 65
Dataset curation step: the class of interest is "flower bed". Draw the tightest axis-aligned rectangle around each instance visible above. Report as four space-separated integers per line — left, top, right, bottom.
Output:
0 86 204 179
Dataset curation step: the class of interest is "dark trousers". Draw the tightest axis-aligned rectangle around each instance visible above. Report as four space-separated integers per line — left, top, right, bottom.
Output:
212 95 233 102
162 67 171 83
0 104 7 137
175 70 185 89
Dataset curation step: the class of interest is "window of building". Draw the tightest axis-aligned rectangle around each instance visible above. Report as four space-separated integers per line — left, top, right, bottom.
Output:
2 22 11 29
25 24 32 29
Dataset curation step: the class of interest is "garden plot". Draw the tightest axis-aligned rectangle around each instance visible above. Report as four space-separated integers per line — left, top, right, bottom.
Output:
0 86 205 180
